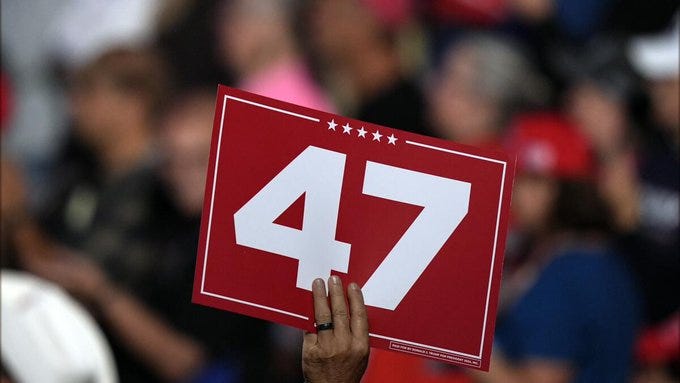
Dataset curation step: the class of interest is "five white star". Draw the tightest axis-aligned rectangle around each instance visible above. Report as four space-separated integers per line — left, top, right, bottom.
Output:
342 123 352 134
327 119 337 131
325 120 397 145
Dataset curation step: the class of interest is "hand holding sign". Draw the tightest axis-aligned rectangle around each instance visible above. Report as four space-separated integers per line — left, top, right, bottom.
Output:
193 86 515 370
302 277 369 383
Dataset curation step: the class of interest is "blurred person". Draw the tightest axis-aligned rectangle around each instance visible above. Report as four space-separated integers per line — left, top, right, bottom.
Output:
151 88 272 382
627 13 679 280
306 0 431 134
12 88 272 383
626 15 680 381
157 89 216 218
2 0 164 206
558 30 679 381
3 155 208 382
561 37 640 232
560 41 678 372
426 33 547 148
40 47 169 292
473 113 642 383
27 47 217 382
216 0 335 112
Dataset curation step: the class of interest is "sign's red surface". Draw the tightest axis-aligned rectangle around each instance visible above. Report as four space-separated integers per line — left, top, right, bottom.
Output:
193 85 515 370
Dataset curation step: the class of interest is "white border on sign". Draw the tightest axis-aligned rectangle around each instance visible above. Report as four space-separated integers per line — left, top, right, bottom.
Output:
200 94 508 360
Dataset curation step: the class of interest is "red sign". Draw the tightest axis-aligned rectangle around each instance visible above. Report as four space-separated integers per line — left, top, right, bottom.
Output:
193 86 515 370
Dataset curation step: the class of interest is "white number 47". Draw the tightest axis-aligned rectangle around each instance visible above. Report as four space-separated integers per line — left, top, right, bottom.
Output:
234 146 470 310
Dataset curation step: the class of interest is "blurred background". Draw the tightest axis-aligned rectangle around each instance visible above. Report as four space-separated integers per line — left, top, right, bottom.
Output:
1 0 678 382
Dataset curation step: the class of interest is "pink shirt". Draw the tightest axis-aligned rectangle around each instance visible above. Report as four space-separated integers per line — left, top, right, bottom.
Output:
240 58 336 113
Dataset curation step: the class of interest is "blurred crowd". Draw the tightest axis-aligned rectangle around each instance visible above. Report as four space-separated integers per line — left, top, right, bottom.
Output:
1 0 678 382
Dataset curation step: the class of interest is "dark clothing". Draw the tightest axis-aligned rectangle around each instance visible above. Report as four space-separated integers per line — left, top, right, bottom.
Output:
620 128 679 324
38 137 271 382
145 208 271 383
496 245 642 383
39 136 165 382
40 136 164 293
356 78 433 137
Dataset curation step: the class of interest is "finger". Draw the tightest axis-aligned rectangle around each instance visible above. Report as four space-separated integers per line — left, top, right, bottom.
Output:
328 275 350 337
311 278 333 342
348 282 369 341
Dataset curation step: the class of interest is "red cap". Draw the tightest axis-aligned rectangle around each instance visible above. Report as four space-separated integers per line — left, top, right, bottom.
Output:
505 112 594 180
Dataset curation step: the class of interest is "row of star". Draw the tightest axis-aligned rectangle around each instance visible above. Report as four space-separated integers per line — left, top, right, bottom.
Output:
326 119 398 145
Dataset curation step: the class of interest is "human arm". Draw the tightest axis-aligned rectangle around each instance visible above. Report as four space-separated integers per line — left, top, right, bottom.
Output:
18 244 206 382
94 280 206 381
302 276 370 383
